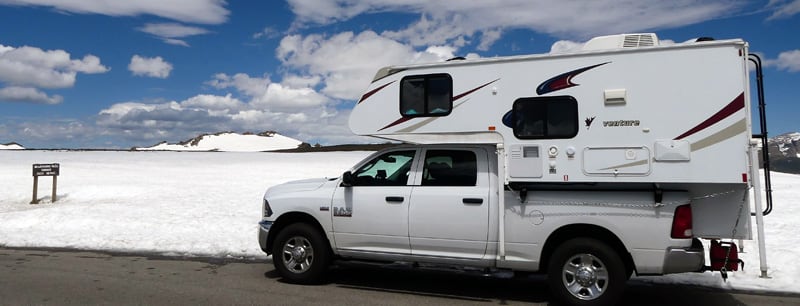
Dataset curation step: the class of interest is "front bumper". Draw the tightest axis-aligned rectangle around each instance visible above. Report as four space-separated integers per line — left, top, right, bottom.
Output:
662 238 705 274
258 220 273 254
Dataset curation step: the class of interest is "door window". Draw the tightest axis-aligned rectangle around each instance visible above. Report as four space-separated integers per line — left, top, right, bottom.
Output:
421 150 477 186
352 150 415 186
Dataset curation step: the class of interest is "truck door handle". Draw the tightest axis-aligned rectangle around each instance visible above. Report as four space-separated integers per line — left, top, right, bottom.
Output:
463 198 483 205
385 196 405 203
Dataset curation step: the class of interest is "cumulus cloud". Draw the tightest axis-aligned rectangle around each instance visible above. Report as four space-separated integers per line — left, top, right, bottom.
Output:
207 73 270 97
277 31 459 100
288 0 744 49
0 43 108 105
138 23 211 46
0 0 229 24
94 93 355 145
0 86 62 104
128 55 173 78
0 44 109 89
767 49 800 72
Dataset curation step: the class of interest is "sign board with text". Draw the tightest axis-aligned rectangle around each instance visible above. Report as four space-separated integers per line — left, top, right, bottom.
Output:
33 163 60 176
31 163 59 204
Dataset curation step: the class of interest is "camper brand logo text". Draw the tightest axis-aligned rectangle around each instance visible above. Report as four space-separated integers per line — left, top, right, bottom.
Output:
603 120 640 127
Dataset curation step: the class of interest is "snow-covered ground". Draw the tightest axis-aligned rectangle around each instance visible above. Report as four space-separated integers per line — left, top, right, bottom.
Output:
0 151 796 293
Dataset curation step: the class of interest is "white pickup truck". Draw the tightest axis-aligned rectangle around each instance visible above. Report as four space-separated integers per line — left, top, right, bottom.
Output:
258 144 703 305
258 33 773 305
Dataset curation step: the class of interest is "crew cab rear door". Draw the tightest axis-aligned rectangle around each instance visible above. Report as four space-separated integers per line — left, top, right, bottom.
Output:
408 148 490 259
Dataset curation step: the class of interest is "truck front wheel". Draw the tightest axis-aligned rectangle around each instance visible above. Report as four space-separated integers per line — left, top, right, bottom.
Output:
547 237 626 306
272 223 331 284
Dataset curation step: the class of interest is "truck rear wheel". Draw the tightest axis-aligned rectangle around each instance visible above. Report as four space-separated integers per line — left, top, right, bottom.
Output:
547 237 626 306
272 223 331 284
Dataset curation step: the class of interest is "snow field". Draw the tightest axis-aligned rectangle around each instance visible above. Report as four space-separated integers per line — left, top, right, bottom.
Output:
0 150 797 293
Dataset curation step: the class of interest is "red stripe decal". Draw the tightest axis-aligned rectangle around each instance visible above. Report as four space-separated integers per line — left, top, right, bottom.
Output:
453 78 500 101
358 80 395 104
674 93 745 140
377 79 499 131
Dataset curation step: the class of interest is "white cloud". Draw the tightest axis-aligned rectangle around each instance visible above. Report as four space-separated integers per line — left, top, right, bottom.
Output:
549 40 584 54
138 23 211 46
94 93 353 145
0 0 229 24
288 0 744 48
767 49 800 72
0 86 62 104
253 27 281 39
139 23 210 37
163 38 190 47
0 44 109 89
207 73 270 97
477 29 502 51
254 82 329 110
128 55 173 78
277 31 459 100
181 94 244 110
767 0 800 20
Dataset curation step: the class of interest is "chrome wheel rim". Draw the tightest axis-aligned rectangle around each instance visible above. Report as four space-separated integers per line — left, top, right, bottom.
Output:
281 236 314 274
561 253 609 300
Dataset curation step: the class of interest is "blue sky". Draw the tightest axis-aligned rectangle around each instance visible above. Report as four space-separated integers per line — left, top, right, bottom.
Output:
0 0 798 149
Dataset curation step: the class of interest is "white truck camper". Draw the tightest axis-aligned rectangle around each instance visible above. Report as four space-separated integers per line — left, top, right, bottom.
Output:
258 33 773 305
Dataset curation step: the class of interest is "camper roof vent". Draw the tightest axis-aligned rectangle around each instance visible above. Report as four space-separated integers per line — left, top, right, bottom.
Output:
583 33 659 51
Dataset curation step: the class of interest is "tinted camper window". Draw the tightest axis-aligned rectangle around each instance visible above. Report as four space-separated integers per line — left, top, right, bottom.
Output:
400 74 452 117
512 96 578 139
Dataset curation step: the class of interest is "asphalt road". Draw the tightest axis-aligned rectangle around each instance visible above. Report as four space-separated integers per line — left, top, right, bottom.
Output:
1 248 797 305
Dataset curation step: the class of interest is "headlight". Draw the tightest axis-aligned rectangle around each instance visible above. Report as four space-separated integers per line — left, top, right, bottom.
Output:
263 199 273 217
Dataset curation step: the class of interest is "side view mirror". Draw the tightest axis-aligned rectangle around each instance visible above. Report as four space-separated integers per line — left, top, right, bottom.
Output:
341 171 354 187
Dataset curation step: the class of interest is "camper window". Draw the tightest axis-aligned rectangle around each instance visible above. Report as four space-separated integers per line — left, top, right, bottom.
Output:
513 96 578 139
400 74 453 117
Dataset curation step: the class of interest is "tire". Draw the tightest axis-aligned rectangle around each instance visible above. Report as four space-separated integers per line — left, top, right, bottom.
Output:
271 223 331 284
547 238 627 306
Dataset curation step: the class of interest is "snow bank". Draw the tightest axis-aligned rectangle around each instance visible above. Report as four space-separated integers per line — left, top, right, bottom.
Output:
135 132 302 152
0 142 24 150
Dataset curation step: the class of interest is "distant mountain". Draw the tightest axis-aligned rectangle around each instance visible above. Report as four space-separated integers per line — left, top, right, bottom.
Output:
133 131 303 152
0 142 25 150
767 132 800 174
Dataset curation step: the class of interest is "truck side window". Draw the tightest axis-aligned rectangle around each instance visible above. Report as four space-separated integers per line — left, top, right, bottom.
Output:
422 150 477 186
512 96 578 139
400 74 452 117
352 150 415 186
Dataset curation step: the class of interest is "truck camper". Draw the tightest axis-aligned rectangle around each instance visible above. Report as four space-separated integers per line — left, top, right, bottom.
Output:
259 33 772 305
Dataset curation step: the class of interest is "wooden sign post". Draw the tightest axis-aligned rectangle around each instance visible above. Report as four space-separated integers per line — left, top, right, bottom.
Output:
31 163 59 204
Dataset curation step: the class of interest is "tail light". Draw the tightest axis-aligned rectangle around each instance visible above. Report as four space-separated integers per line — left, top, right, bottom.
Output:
671 204 693 238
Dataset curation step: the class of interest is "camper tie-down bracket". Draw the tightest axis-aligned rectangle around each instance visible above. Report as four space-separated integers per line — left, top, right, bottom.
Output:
653 187 664 207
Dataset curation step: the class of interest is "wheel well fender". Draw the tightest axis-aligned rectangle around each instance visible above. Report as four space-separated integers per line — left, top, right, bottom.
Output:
266 212 330 255
539 223 635 276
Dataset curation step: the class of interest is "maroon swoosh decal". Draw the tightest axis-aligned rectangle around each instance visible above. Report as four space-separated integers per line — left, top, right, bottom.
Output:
536 62 609 95
378 79 499 131
674 93 745 140
454 78 500 100
358 80 395 104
